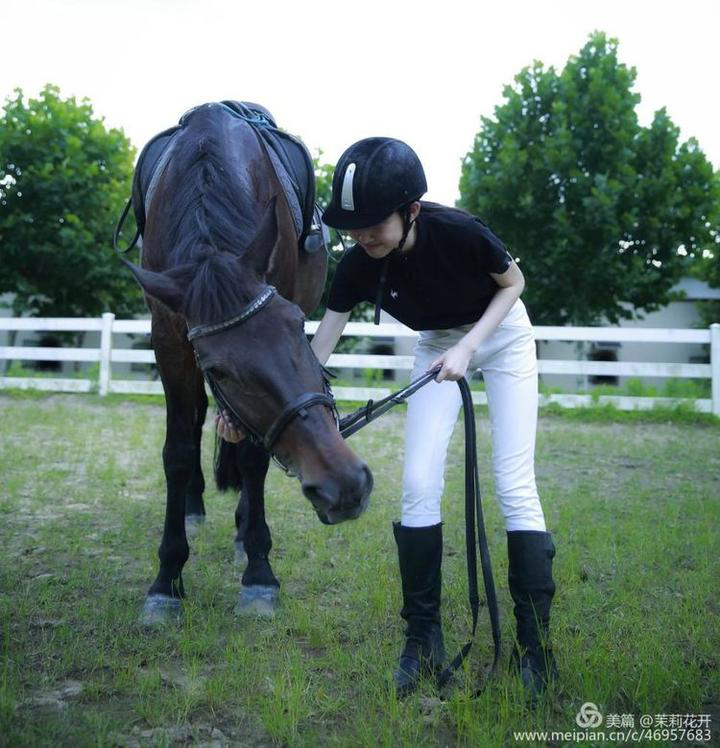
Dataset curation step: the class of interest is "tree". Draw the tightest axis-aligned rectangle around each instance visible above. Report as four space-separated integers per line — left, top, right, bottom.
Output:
459 32 720 326
689 208 720 328
0 84 144 318
690 251 720 328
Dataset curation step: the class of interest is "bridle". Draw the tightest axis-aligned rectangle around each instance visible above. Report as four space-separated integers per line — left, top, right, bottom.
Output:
186 285 338 471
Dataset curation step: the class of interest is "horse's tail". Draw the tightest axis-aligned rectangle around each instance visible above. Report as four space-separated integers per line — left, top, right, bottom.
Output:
214 437 244 492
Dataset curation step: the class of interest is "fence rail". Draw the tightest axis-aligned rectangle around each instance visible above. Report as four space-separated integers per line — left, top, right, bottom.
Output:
1 315 718 415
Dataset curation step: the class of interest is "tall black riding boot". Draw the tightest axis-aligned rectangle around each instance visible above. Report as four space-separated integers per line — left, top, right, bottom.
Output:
507 530 558 697
392 522 446 699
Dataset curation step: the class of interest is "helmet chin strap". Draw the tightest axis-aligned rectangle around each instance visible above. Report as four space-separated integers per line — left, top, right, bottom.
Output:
374 205 415 325
395 204 415 252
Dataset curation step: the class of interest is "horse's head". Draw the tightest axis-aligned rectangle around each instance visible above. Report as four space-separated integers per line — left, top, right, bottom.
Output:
125 200 372 525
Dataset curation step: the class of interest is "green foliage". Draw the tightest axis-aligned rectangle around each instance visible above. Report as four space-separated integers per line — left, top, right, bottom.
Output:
542 400 718 426
2 360 99 381
689 248 720 328
588 376 711 399
0 84 144 317
693 299 720 328
311 151 338 321
313 151 333 211
459 32 720 326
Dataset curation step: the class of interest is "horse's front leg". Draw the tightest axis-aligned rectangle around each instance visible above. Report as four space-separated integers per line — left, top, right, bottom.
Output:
142 376 199 625
233 443 280 617
184 376 208 535
234 488 248 565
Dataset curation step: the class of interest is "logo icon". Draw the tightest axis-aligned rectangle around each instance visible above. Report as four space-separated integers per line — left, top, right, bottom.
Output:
340 163 356 211
390 289 398 299
576 702 603 728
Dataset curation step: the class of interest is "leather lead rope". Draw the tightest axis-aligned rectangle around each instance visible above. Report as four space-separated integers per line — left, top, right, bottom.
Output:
437 377 501 690
338 369 501 692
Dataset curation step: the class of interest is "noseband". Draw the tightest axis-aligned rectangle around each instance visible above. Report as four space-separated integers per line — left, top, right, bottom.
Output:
187 286 337 464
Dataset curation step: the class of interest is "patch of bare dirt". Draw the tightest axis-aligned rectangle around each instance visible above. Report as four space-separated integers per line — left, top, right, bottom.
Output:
20 680 84 713
108 721 273 747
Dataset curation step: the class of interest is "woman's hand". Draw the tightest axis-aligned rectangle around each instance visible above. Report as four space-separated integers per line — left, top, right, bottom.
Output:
214 411 246 443
428 342 474 382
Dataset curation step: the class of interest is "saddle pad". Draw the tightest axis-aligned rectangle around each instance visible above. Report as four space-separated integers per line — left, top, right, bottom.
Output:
131 125 180 239
131 101 316 251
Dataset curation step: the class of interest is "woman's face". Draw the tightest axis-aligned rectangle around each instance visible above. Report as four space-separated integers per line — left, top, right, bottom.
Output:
347 212 404 259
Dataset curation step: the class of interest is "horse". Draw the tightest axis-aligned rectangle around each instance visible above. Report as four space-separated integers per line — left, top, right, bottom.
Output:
123 102 373 623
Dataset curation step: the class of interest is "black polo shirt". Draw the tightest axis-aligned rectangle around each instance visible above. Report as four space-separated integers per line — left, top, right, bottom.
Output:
327 202 513 330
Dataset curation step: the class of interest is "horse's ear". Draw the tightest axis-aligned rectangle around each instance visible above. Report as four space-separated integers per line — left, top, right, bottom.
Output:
122 259 187 313
244 197 280 276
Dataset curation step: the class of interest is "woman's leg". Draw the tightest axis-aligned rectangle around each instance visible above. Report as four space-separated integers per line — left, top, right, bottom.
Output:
393 340 462 697
479 315 558 696
401 346 463 526
481 329 545 532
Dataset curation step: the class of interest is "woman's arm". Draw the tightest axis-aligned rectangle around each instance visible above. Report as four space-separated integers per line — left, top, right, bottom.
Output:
457 260 525 352
430 260 525 381
310 309 351 365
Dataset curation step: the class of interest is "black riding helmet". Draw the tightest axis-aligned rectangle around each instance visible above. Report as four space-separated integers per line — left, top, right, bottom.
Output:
324 138 427 325
322 137 427 230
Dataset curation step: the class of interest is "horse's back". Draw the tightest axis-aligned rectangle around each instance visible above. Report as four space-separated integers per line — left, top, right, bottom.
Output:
141 102 327 313
173 105 273 204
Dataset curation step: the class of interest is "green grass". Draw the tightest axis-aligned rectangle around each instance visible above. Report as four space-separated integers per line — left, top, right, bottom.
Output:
587 377 712 400
535 376 713 402
0 394 718 746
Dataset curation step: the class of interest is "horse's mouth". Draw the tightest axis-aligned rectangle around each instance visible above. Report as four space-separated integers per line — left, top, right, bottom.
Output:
304 464 373 525
315 508 359 525
314 491 371 526
315 510 334 526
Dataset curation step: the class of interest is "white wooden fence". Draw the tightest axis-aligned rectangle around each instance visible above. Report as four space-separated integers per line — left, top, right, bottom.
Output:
1 315 718 415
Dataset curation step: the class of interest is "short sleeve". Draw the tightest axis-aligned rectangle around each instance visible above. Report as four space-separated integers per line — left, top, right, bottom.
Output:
327 246 366 313
473 219 513 274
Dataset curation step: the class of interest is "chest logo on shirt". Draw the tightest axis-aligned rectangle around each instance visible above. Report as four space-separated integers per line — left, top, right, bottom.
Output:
390 289 399 300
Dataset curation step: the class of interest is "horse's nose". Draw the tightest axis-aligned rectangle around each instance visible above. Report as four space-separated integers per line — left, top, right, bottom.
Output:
314 508 334 526
302 463 373 524
302 484 337 519
359 464 373 498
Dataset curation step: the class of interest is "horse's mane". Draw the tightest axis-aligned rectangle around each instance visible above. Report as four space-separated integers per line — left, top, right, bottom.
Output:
183 251 253 322
159 119 267 322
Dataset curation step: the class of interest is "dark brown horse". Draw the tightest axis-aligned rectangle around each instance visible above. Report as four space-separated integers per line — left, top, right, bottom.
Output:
124 102 372 623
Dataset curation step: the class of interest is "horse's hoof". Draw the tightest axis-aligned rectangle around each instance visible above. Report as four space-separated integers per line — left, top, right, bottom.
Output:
234 540 246 566
233 585 279 617
185 514 206 537
141 595 182 625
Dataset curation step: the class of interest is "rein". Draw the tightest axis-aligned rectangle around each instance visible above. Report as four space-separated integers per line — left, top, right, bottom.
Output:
338 369 501 691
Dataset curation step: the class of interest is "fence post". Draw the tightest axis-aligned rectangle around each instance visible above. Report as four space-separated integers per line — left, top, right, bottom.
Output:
711 324 720 417
99 313 115 396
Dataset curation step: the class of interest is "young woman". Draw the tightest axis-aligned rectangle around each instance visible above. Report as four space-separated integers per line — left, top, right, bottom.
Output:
218 137 558 699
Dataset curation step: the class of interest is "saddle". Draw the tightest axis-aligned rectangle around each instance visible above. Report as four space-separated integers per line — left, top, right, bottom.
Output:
115 100 329 255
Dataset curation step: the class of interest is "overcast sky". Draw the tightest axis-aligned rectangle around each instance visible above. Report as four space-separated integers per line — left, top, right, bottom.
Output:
3 0 718 204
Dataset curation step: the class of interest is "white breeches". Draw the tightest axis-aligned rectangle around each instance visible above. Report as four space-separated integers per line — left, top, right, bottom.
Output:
401 299 547 532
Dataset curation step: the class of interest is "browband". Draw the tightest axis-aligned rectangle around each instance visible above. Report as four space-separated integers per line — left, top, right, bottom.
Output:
187 286 277 341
